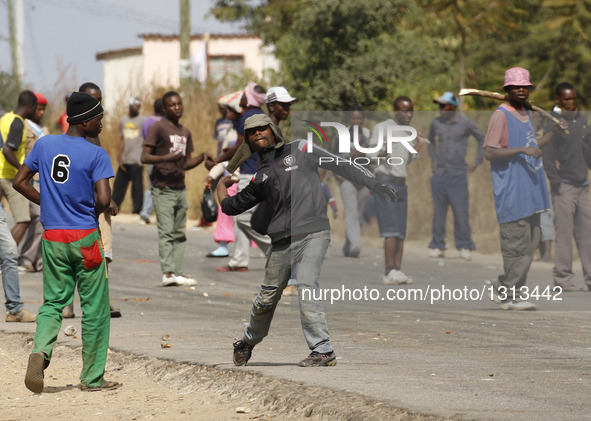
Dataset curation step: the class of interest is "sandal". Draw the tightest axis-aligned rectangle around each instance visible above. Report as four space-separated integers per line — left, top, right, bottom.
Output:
80 380 122 392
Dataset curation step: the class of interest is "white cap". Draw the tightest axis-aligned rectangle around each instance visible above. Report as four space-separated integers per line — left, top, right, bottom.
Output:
128 96 141 106
265 86 297 104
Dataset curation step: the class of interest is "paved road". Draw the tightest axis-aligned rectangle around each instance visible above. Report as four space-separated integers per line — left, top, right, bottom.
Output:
4 216 591 420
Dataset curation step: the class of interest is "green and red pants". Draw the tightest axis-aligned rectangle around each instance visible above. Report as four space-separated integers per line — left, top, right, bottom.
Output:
33 228 110 388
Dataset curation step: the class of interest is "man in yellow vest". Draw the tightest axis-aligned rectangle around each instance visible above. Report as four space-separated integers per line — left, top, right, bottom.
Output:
0 90 38 245
0 90 37 323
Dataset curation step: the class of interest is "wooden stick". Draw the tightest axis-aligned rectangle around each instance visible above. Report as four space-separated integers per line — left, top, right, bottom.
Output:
459 88 565 130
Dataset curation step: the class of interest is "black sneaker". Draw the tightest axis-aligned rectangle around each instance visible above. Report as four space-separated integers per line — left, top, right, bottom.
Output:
298 351 337 367
233 339 254 366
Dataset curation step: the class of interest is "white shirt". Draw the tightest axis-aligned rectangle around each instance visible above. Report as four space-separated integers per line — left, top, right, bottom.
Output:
369 118 418 178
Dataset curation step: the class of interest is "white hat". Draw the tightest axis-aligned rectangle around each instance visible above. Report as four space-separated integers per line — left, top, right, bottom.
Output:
128 96 141 106
265 86 296 104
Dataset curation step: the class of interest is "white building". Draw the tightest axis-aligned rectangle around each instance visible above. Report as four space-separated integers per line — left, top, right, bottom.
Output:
96 33 279 114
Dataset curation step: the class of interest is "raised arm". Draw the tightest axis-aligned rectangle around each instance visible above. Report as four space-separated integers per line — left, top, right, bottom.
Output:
217 175 262 215
303 141 397 202
186 152 214 170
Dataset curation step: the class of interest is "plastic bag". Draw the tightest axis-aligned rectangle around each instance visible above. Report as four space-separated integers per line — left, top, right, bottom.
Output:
201 188 218 222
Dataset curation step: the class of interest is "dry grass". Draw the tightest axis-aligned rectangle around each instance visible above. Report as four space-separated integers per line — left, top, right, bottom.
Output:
103 98 502 252
326 145 501 254
97 86 220 218
327 111 501 254
35 82 587 257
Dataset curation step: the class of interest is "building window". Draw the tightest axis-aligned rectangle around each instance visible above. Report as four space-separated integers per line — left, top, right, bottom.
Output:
209 55 244 81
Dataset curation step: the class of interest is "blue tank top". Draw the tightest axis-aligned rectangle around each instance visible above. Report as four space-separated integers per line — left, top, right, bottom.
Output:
490 107 550 223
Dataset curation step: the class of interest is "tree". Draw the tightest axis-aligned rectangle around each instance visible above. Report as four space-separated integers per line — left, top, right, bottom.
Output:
210 0 591 110
212 0 453 109
418 0 529 107
537 0 591 106
0 71 21 113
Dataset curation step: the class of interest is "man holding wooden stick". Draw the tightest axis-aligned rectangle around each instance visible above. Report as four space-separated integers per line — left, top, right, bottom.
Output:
482 67 565 310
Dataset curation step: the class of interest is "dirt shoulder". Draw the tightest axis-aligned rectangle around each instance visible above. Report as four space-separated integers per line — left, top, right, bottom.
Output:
1 331 445 421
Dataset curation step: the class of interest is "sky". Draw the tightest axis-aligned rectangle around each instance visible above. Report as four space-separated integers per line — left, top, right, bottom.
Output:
0 0 244 95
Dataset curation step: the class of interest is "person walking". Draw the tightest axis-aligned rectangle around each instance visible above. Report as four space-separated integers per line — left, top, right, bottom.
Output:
66 82 121 319
14 91 120 392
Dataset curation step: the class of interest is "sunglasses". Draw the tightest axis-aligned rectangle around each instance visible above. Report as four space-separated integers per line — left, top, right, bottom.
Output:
246 125 270 135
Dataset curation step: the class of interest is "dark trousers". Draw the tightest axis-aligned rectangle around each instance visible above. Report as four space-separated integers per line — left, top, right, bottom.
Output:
112 164 144 213
429 172 475 250
496 213 541 291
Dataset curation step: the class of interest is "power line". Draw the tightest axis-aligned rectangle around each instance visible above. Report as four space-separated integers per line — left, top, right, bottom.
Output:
37 0 214 34
24 2 48 87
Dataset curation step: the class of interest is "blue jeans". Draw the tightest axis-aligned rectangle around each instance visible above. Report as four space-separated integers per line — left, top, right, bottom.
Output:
540 210 553 241
140 165 154 220
244 230 333 354
0 204 23 313
429 173 475 250
139 188 153 220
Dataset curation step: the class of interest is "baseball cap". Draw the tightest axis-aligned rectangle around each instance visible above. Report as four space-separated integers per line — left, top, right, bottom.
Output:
265 87 297 104
433 92 459 107
128 96 141 106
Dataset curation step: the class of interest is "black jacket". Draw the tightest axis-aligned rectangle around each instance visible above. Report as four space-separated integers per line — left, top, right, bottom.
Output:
221 140 380 244
542 111 589 192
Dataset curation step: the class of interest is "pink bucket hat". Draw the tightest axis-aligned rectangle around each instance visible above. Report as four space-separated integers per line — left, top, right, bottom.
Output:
503 67 533 87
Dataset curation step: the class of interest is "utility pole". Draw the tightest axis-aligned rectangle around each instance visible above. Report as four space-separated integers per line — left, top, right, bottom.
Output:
16 0 24 83
7 0 22 90
179 0 191 93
